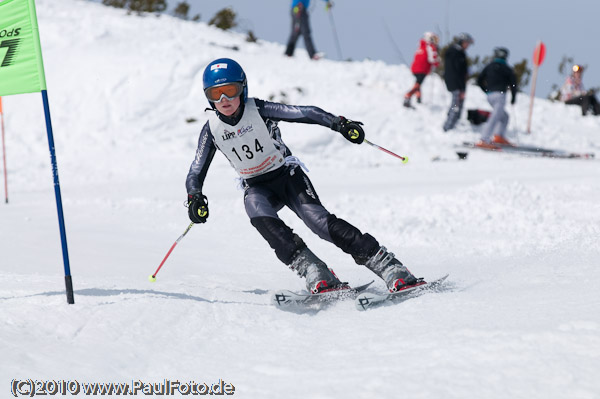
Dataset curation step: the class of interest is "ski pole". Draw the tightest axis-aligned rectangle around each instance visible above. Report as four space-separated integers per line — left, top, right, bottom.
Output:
364 139 409 163
326 5 343 60
149 222 194 282
510 103 518 135
382 18 407 64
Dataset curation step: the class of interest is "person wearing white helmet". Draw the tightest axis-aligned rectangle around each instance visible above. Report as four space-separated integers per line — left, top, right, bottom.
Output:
403 32 440 108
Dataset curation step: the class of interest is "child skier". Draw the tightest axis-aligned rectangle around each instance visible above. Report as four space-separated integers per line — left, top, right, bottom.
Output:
186 58 424 294
404 32 440 108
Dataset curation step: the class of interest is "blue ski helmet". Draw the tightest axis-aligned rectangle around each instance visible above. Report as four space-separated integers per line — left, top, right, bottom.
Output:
202 58 247 108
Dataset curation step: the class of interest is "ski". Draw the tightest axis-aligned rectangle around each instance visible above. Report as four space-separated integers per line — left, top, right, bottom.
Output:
355 274 449 311
461 142 595 159
272 280 374 311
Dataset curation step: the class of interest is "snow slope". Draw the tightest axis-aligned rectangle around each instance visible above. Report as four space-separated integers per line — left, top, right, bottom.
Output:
1 1 599 398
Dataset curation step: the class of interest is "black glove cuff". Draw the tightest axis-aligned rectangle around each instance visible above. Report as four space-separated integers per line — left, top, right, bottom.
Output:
188 193 207 202
330 116 347 132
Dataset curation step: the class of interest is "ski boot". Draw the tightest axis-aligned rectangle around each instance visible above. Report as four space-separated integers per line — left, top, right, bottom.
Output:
492 135 514 146
289 247 347 294
475 140 500 150
403 98 413 108
311 52 325 61
364 246 424 292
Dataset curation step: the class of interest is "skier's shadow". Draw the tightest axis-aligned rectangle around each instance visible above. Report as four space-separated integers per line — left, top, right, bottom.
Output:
1 288 269 306
273 302 329 316
77 288 213 302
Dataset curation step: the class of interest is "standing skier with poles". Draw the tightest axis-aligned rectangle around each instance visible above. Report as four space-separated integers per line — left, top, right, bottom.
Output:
284 0 330 60
186 58 424 294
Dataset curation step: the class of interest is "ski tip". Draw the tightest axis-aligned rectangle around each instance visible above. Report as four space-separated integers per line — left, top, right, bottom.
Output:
351 280 375 293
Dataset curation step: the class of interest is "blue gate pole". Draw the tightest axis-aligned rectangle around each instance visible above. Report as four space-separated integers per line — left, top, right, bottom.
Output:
41 90 74 304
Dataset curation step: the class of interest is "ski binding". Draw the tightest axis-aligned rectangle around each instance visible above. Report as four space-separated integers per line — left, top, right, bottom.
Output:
355 274 449 311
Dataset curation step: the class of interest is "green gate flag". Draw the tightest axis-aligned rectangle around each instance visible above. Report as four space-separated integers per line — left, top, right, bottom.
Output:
0 0 47 96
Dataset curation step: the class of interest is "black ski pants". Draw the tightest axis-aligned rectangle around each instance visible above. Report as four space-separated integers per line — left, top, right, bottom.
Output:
443 90 465 131
284 5 317 58
565 94 600 116
244 166 379 265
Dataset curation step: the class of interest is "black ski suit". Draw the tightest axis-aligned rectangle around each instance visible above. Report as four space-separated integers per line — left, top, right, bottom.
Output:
186 98 379 266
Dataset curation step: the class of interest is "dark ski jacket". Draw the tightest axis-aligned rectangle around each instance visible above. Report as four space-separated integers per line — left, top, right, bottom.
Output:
477 59 517 102
186 99 337 195
443 44 468 92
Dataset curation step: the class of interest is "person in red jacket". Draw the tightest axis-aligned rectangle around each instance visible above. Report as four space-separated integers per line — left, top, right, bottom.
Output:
404 32 440 108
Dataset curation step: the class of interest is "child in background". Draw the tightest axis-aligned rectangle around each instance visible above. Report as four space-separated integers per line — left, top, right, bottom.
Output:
404 32 440 108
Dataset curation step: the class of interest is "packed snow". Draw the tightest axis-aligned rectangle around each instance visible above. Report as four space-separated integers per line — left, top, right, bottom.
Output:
1 1 599 398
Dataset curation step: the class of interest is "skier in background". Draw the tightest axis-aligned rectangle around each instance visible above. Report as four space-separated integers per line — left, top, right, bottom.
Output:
560 64 600 116
186 58 425 294
284 0 331 60
404 32 440 108
442 33 474 131
475 47 517 148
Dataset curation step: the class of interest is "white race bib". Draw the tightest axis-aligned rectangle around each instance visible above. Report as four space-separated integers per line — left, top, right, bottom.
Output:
209 99 285 179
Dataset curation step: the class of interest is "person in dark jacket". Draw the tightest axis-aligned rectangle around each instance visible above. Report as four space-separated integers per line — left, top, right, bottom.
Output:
284 0 331 60
186 58 425 295
475 47 518 147
442 33 474 131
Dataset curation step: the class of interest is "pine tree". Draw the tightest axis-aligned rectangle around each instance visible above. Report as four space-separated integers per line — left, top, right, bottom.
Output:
208 8 237 30
102 0 166 13
174 1 190 20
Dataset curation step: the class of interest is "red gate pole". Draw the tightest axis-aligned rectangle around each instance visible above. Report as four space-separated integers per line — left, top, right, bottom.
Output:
526 41 546 134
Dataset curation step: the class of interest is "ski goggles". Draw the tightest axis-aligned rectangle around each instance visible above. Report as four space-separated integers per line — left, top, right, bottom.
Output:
204 82 244 103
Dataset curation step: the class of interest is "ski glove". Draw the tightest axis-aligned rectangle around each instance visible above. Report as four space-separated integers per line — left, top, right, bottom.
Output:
331 116 365 144
187 193 209 224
